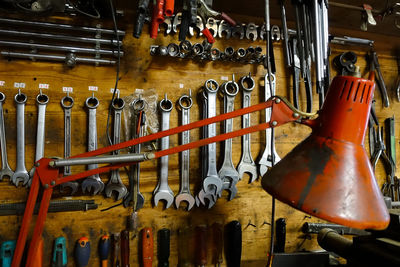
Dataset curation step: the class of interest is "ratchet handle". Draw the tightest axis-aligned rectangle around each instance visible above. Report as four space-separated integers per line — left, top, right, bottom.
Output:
142 228 154 267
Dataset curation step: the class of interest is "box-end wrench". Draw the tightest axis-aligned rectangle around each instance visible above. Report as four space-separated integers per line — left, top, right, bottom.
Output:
153 95 174 209
0 92 14 180
259 74 281 177
218 79 239 200
29 91 49 184
11 91 29 186
81 95 104 195
203 79 223 196
59 94 79 194
237 74 258 182
105 97 128 200
175 91 195 210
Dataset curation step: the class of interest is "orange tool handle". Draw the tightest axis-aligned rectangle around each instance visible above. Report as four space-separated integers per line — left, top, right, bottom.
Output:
31 237 43 267
141 228 153 267
164 0 174 17
155 0 165 24
202 28 215 44
121 230 130 267
195 226 207 266
150 1 161 39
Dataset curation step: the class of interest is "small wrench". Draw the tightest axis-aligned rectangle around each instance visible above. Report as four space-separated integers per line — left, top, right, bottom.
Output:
0 92 14 180
81 95 104 195
237 74 258 182
11 91 29 186
153 95 174 208
259 74 281 177
59 94 79 194
175 91 195 210
105 96 128 200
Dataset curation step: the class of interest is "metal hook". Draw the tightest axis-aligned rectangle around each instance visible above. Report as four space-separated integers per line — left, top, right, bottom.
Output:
189 89 192 98
18 88 21 96
39 88 43 96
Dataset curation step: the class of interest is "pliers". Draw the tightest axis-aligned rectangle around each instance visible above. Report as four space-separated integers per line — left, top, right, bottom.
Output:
369 50 390 107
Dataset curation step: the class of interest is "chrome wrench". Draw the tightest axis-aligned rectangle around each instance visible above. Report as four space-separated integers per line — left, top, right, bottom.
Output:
175 91 195 210
105 97 128 200
259 73 281 176
237 74 258 182
218 79 239 200
59 94 79 194
11 91 29 186
0 92 14 180
153 95 174 208
81 95 104 195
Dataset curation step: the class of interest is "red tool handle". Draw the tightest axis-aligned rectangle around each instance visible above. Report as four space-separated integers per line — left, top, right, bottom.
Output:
31 237 43 267
220 12 236 26
164 0 174 17
141 228 153 267
202 28 215 44
121 230 130 267
195 226 207 266
155 0 165 23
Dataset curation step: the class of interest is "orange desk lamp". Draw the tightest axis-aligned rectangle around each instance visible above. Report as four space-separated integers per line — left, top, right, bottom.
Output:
12 74 389 266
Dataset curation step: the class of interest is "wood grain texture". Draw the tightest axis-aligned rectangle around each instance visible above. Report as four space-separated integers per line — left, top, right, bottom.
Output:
0 9 399 266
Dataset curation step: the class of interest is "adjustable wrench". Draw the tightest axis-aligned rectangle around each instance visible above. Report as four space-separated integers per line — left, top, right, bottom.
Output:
153 95 174 208
11 91 29 186
259 74 281 177
81 95 104 195
0 92 13 180
203 79 223 196
175 92 195 210
237 74 258 182
105 97 128 200
218 79 239 200
59 94 79 194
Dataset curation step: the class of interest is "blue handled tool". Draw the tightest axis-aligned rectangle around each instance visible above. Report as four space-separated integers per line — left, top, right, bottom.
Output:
52 237 67 267
0 240 16 267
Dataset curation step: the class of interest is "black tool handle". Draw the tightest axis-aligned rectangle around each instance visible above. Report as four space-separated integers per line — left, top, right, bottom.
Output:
158 228 170 267
225 221 241 267
275 218 286 253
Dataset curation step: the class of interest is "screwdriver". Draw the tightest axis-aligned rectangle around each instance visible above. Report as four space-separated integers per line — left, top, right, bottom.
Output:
112 233 121 267
211 223 223 267
178 227 191 267
225 221 242 267
121 230 130 267
158 228 170 267
141 228 153 267
75 237 91 267
195 225 207 267
99 235 110 267
52 237 67 267
0 240 16 267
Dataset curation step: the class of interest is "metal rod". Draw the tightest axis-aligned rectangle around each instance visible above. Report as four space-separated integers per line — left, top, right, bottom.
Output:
0 40 123 56
49 153 154 167
0 29 122 46
330 2 380 14
0 17 125 36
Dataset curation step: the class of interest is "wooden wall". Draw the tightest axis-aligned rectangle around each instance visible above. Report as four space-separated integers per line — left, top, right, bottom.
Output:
0 10 399 267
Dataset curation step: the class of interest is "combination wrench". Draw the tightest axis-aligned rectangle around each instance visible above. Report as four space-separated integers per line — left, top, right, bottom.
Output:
0 92 14 180
11 91 29 186
237 74 258 182
59 94 79 194
81 95 104 195
218 79 239 200
105 97 128 200
154 95 174 209
175 91 195 210
259 74 281 176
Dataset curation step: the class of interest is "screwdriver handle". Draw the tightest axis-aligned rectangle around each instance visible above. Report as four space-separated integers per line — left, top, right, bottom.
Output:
99 235 110 267
211 223 223 266
142 228 154 267
275 218 286 253
75 237 91 267
225 221 242 267
0 240 16 267
178 227 191 267
158 228 170 267
195 225 207 266
121 230 130 267
52 236 67 267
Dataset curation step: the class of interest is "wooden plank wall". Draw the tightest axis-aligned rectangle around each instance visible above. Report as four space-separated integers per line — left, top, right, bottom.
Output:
0 12 399 267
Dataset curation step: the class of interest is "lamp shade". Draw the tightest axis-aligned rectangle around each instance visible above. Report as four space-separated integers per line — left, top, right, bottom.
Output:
262 76 390 230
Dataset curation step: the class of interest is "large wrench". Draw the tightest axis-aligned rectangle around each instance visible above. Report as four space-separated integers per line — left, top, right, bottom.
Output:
59 94 79 194
0 92 14 180
153 95 174 208
237 74 258 182
11 91 29 186
105 97 128 200
81 95 104 195
218 79 239 200
259 74 281 177
203 79 223 195
175 91 195 210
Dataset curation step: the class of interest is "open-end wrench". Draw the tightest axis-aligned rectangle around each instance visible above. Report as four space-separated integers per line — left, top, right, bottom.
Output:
203 79 223 196
237 74 258 182
105 97 128 200
259 74 281 177
153 95 174 208
218 79 239 200
175 91 195 210
196 189 216 208
59 94 79 194
11 91 29 186
81 95 104 195
29 91 49 184
0 92 14 180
